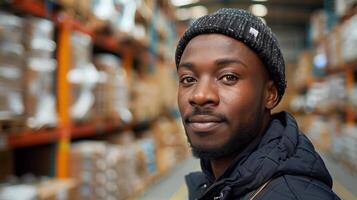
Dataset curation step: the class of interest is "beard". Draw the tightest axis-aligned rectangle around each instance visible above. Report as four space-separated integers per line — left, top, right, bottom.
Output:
185 107 265 160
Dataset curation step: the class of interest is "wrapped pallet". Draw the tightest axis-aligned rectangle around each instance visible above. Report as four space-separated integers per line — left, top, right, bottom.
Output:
0 12 25 131
93 54 132 123
23 17 57 129
70 140 148 200
68 32 99 122
310 10 328 44
341 15 357 63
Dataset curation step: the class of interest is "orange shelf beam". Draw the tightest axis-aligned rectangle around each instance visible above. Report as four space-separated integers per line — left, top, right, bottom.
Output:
13 0 46 17
12 0 93 36
7 129 60 149
66 15 94 37
326 59 357 75
70 122 100 139
10 0 138 57
94 35 120 52
5 120 124 149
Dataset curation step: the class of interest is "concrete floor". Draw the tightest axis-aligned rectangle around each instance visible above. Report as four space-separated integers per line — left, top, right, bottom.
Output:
321 152 357 200
138 154 357 200
138 157 200 200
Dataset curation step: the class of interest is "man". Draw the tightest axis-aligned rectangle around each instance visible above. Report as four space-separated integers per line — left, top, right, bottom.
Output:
175 8 340 200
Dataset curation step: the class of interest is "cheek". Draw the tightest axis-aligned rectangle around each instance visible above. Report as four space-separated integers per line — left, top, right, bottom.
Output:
219 83 263 120
177 88 190 114
220 85 256 108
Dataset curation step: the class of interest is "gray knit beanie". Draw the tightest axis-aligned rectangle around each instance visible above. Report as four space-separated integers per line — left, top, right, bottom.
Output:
175 8 286 100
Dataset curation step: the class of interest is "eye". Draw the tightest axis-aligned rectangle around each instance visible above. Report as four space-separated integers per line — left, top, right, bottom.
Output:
220 74 239 84
180 76 197 86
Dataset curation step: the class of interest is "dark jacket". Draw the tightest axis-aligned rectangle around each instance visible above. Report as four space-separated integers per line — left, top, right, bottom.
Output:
185 112 340 200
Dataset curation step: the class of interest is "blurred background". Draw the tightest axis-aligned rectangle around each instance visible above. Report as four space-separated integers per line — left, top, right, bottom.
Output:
0 0 356 199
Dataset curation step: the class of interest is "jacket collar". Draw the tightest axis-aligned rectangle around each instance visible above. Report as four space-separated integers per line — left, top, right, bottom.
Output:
192 111 332 198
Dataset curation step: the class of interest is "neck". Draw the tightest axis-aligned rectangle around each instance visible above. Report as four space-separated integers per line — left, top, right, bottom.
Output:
210 112 271 180
210 154 237 180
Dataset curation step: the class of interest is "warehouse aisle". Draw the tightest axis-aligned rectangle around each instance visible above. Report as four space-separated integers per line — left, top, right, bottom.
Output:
321 152 357 200
138 157 200 200
138 153 357 200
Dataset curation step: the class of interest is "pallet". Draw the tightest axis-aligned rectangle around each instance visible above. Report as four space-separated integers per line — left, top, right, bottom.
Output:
0 118 27 134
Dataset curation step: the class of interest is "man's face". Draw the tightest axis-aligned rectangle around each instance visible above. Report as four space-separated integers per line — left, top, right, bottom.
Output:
177 34 273 159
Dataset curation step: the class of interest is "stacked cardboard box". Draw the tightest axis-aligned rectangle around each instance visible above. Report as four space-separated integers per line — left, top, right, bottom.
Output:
155 63 179 112
0 12 25 122
326 27 342 69
303 75 347 113
294 51 313 90
341 15 357 63
93 54 132 123
294 11 357 172
0 12 59 130
0 178 78 200
68 32 99 122
130 74 162 121
24 17 57 128
335 0 357 17
69 140 150 200
69 141 107 200
310 10 328 44
153 118 189 173
36 179 78 200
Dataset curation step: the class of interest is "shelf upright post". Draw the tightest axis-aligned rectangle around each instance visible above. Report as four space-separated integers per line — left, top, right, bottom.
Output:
123 48 134 80
346 68 355 126
56 13 72 179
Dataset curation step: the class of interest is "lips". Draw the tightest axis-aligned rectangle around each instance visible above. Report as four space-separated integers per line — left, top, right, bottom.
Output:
186 115 224 132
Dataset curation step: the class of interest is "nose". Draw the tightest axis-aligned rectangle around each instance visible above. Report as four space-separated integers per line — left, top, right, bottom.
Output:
189 78 219 107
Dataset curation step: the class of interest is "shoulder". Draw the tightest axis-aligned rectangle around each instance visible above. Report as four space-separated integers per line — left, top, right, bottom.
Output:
256 175 341 200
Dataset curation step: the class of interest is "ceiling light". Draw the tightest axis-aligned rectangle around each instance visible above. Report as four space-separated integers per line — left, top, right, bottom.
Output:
176 5 208 21
250 4 268 17
170 0 199 7
252 0 268 2
176 8 192 21
190 5 208 18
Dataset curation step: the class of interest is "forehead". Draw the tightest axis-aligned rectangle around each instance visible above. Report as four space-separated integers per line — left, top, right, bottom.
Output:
179 34 265 71
182 34 240 55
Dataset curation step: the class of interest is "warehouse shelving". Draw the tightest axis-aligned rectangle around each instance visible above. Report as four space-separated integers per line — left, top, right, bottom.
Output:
292 5 357 173
0 0 182 184
12 0 46 17
326 59 357 74
2 0 151 138
2 119 133 150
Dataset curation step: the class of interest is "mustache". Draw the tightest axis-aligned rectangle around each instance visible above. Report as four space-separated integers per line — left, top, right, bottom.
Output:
185 107 227 123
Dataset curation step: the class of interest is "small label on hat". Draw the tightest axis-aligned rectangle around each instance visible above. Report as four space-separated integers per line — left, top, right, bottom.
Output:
249 27 259 39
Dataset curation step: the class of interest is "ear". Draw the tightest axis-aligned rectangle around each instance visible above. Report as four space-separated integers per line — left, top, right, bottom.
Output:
265 80 279 110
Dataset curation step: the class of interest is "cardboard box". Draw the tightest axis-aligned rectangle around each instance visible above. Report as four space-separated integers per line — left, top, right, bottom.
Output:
37 179 78 200
70 141 147 200
0 12 24 43
341 15 357 63
310 10 327 43
93 54 131 122
24 58 57 128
